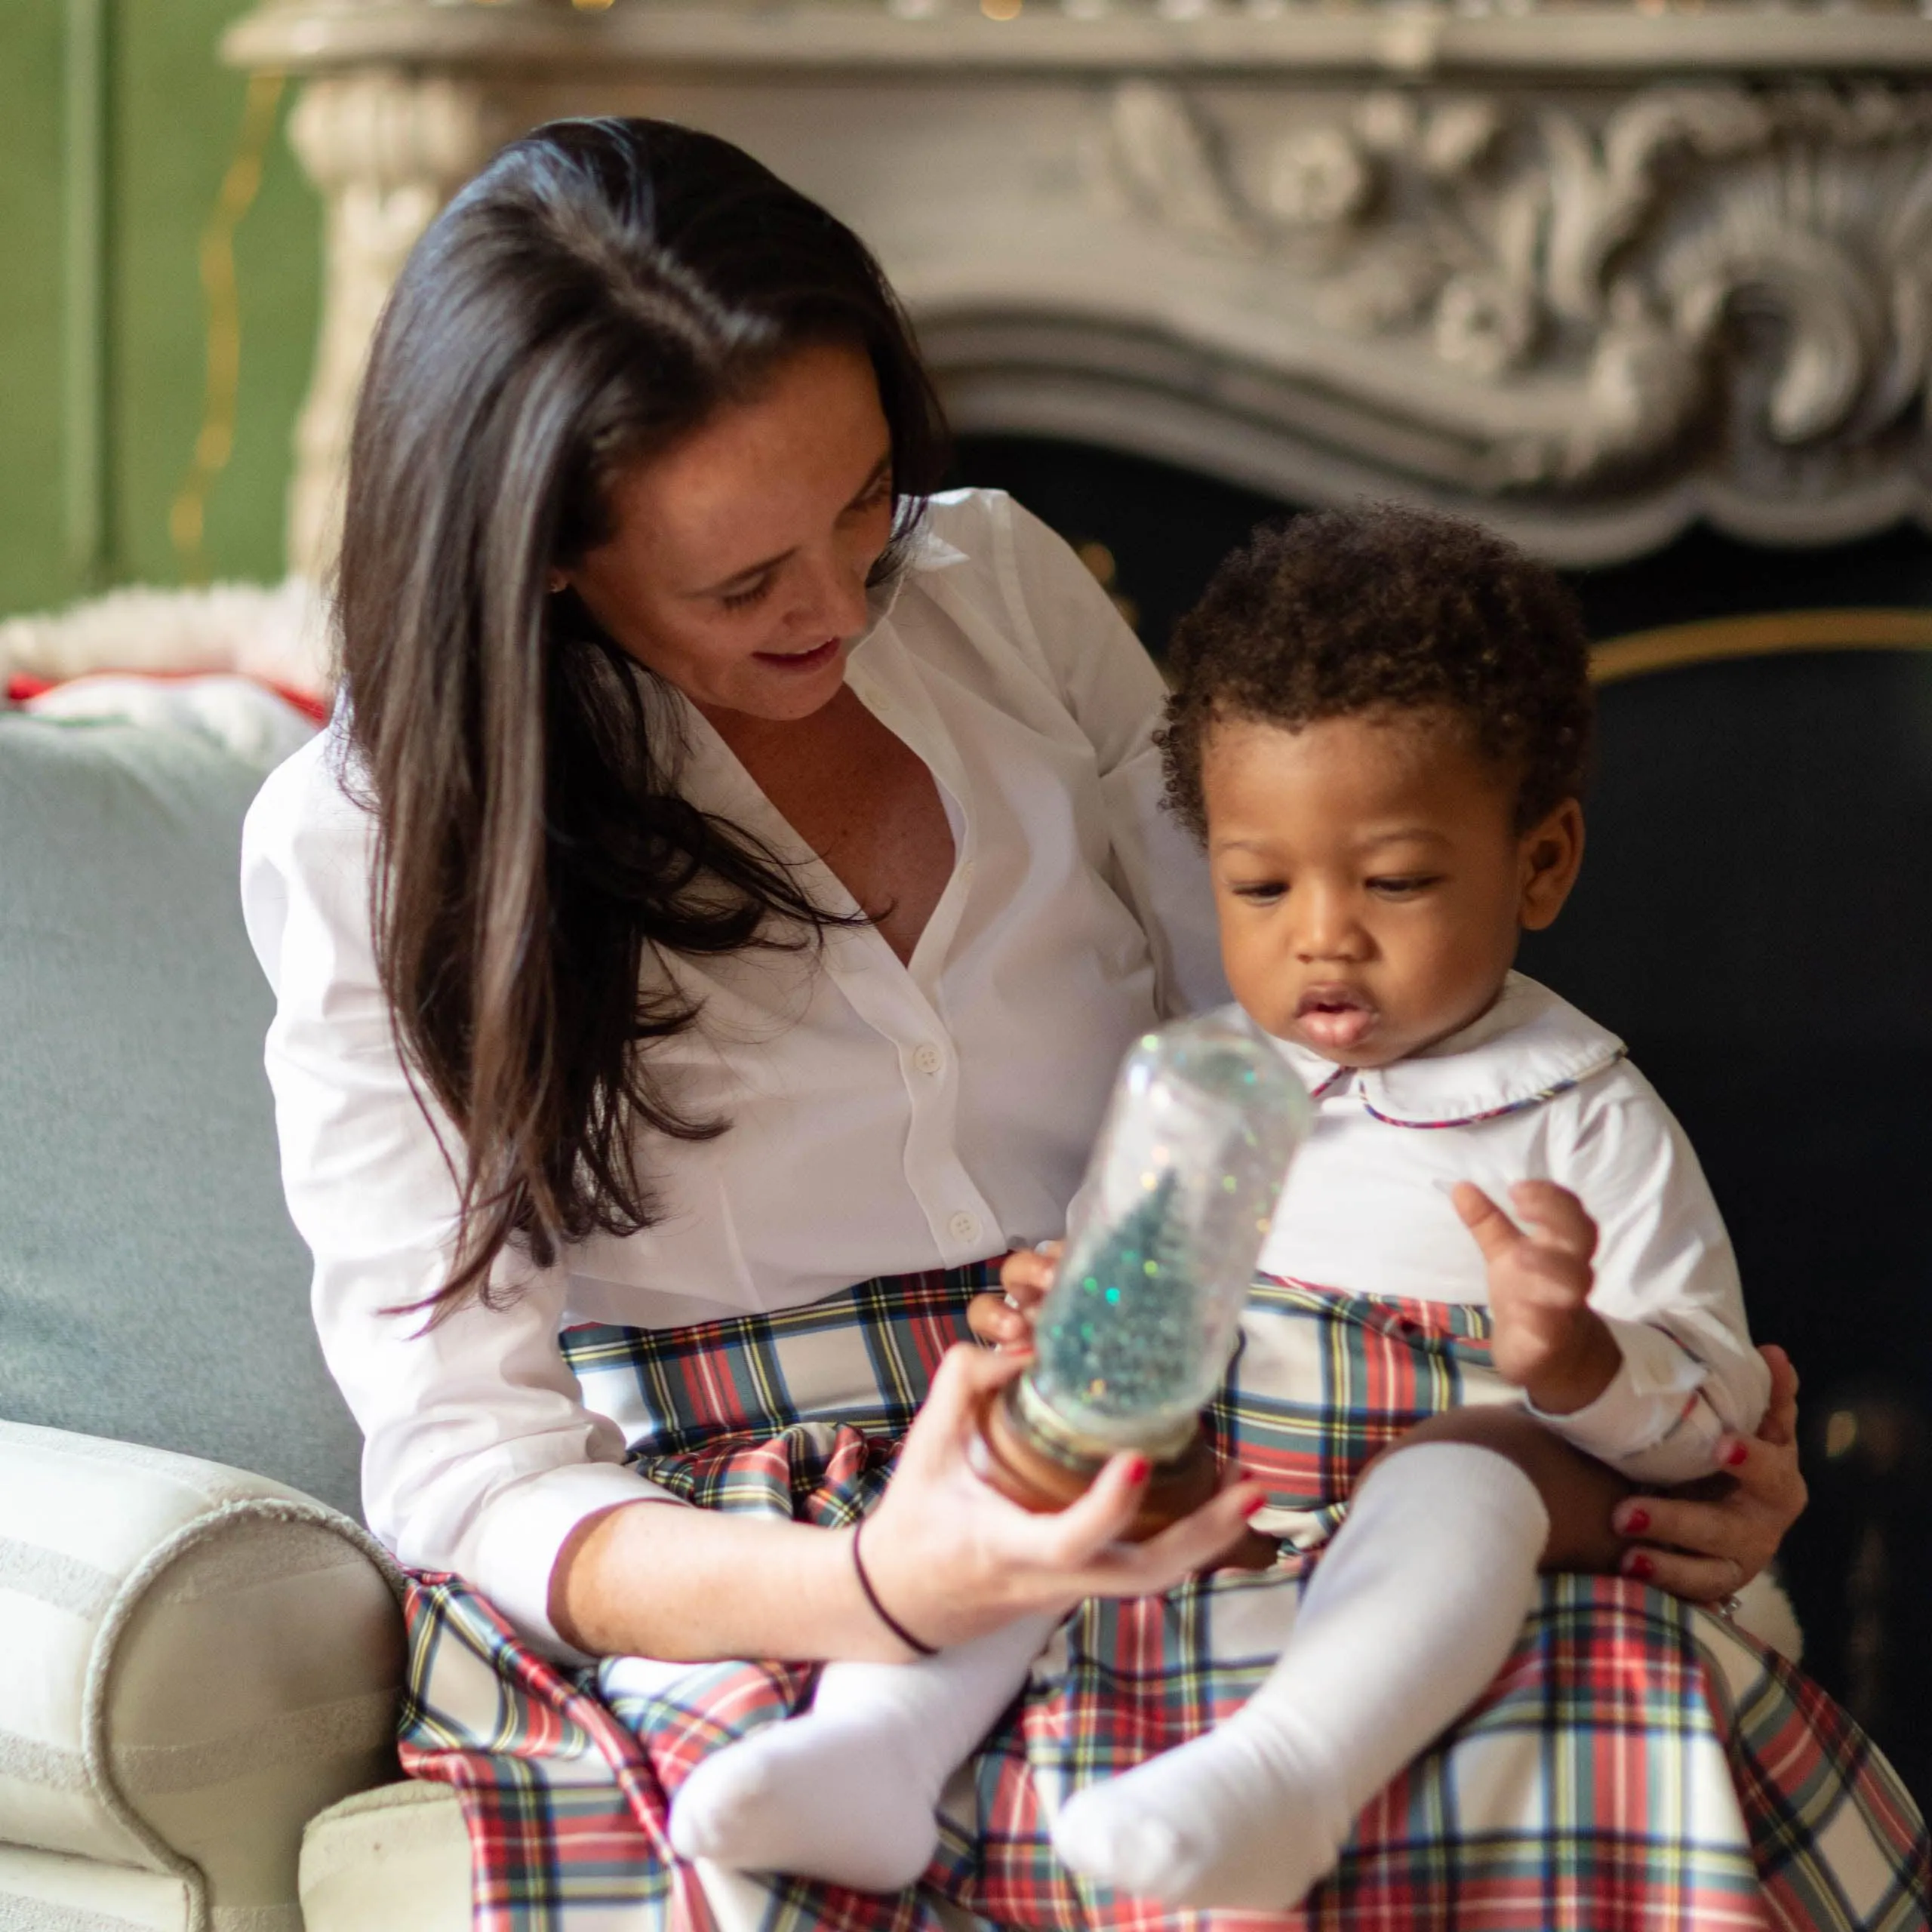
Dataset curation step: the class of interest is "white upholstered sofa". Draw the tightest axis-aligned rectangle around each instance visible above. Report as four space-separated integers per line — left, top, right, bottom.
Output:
0 587 479 1932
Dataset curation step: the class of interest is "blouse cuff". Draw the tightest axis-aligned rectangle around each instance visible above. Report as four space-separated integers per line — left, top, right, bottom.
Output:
1527 1317 1724 1485
467 1460 687 1660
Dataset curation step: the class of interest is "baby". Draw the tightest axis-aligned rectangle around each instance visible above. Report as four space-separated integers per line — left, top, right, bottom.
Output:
669 505 1770 1909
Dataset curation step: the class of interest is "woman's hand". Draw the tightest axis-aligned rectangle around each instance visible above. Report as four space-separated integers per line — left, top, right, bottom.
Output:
968 1244 1057 1352
1611 1344 1807 1601
857 1341 1267 1653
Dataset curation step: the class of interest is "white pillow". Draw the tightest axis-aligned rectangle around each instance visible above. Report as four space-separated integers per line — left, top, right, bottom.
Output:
0 580 332 706
24 674 320 770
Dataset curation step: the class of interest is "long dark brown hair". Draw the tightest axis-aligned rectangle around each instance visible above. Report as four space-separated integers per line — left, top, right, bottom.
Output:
335 118 949 1314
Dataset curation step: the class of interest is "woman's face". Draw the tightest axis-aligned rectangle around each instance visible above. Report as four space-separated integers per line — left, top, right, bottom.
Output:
562 340 897 724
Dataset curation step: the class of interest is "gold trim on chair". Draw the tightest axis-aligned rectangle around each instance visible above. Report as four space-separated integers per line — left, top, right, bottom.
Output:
1591 609 1932 686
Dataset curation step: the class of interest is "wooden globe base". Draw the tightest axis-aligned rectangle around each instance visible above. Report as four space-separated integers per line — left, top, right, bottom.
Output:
967 1380 1220 1540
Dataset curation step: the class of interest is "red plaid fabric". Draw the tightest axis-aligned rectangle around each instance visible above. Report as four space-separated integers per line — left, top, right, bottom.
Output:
398 1265 1930 1931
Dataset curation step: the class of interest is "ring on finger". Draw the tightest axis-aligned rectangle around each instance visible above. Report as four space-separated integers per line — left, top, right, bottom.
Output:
1717 1555 1746 1620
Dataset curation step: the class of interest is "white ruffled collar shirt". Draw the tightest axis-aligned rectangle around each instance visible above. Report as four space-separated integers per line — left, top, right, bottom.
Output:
242 489 1226 1651
1257 974 1770 1486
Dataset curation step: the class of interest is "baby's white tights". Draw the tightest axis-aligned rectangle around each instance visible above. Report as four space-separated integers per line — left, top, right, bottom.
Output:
672 1440 1548 1907
669 1607 1061 1891
1053 1439 1549 1906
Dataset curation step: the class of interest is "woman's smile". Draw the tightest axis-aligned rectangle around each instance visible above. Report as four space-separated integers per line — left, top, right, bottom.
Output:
753 637 844 673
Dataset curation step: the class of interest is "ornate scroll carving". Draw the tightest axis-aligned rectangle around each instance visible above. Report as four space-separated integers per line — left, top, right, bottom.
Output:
230 2 1932 568
1103 79 1932 505
284 72 506 578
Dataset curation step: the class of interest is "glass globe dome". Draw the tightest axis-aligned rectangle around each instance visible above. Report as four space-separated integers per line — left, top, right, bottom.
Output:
1024 1009 1313 1459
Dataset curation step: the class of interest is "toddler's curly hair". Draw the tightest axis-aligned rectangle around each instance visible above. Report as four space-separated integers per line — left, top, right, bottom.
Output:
1159 505 1594 838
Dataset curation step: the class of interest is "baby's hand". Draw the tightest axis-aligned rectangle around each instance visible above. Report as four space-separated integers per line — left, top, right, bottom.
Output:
1451 1181 1622 1416
967 1243 1060 1352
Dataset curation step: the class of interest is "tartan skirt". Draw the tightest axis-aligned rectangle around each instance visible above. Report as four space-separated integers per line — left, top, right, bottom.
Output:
398 1263 1931 1932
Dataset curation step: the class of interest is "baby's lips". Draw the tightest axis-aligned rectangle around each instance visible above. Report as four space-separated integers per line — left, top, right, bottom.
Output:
1294 979 1367 1014
1295 1002 1377 1052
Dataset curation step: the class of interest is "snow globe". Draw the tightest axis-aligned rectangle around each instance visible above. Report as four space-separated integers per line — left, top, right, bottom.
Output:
971 1009 1312 1537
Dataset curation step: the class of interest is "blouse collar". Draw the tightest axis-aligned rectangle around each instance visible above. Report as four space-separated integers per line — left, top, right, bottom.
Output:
1269 973 1626 1128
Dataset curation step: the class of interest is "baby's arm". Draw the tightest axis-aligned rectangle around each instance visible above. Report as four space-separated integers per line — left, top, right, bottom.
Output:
1456 1075 1770 1487
1451 1180 1623 1417
969 1244 1059 1351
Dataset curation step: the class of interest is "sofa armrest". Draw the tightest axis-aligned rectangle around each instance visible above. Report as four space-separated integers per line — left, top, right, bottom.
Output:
0 1420 406 1930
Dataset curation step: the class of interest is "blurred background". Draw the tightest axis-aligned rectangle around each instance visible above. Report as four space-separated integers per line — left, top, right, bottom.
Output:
1 2 318 615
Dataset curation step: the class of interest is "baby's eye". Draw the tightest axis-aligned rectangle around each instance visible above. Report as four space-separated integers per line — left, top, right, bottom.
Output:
720 574 776 611
1367 874 1441 898
1229 880 1287 905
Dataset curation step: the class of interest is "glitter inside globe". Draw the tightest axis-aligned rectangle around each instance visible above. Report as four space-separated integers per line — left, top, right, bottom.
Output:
1035 1171 1203 1426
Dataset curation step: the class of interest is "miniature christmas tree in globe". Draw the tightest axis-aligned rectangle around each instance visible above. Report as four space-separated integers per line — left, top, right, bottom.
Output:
1032 1171 1198 1437
974 1010 1312 1535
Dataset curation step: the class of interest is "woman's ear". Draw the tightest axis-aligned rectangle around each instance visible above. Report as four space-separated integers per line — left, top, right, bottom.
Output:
1517 797 1585 932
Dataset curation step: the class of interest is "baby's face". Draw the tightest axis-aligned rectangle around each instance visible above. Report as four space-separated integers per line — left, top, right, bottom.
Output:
1203 710 1582 1067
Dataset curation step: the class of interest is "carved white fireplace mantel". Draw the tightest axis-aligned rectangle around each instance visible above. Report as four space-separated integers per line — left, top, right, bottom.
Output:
224 1 1932 574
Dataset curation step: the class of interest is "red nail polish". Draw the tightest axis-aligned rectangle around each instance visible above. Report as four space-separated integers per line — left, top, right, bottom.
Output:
1623 1506 1651 1536
1625 1552 1655 1582
1722 1441 1749 1469
1123 1457 1152 1485
1241 1491 1269 1519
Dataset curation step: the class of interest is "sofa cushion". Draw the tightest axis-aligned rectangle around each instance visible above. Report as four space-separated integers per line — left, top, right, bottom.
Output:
0 711 361 1515
0 1843 202 1932
300 1783 469 1932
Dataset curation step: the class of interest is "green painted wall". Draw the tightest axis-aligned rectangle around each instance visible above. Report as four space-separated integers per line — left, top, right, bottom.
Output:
0 0 321 619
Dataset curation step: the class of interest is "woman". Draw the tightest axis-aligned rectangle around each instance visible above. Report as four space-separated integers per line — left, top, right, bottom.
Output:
242 118 1922 1930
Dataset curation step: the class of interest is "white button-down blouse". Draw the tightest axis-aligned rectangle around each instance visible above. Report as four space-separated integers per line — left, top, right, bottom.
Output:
240 490 1227 1651
1257 974 1772 1486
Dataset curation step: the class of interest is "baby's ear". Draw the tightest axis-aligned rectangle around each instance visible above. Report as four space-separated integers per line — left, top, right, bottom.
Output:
1518 798 1585 931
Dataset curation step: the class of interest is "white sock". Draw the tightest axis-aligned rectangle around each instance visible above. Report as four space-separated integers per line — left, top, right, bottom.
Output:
1052 1441 1549 1910
669 1609 1057 1890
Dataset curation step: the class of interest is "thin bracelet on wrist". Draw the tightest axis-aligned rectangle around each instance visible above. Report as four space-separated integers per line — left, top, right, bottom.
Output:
851 1518 938 1657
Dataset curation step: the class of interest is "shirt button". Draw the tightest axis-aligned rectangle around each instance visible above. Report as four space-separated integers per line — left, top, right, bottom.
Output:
949 1211 980 1244
913 1042 944 1075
